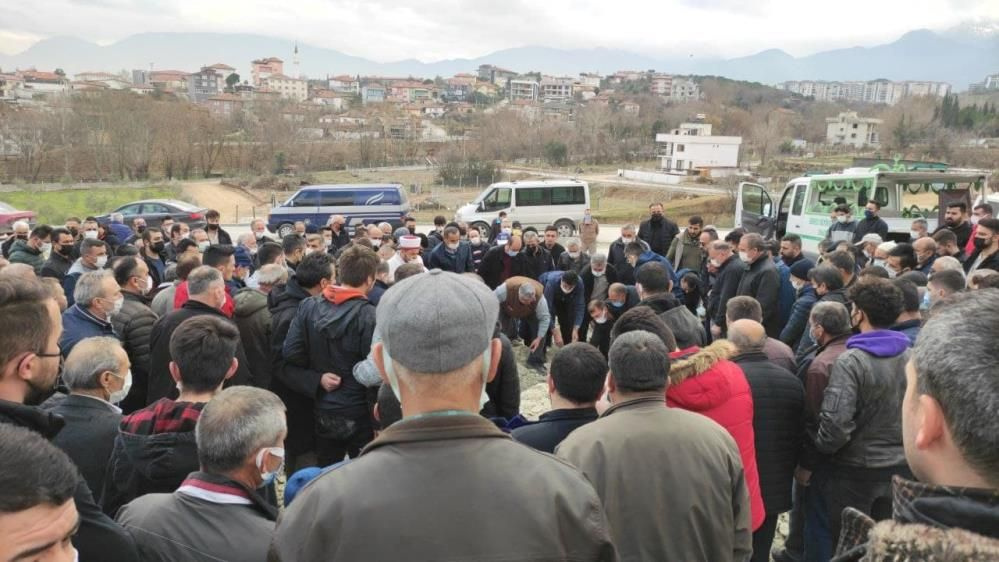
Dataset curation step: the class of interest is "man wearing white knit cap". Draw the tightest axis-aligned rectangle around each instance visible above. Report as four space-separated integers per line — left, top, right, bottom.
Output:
386 235 425 282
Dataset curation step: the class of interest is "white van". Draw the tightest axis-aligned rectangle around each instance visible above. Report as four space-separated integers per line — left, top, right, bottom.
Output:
455 180 590 238
736 170 989 254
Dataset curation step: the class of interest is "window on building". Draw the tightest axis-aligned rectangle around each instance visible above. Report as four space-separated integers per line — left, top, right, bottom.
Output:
677 144 685 152
852 124 858 129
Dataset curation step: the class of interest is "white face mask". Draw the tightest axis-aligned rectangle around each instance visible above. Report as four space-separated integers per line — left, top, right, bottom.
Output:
568 252 580 259
197 240 210 253
791 280 804 291
739 251 751 263
710 258 721 267
836 215 849 224
594 314 608 324
371 240 382 248
621 236 635 245
469 237 481 245
84 230 99 239
971 215 981 226
40 242 52 254
255 447 285 488
95 255 108 268
446 242 460 251
592 269 605 277
109 370 132 404
910 230 921 240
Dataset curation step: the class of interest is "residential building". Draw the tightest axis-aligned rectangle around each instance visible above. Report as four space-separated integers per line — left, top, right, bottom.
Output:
477 64 518 87
261 74 308 101
130 84 154 95
14 70 69 97
251 57 284 87
149 70 188 92
0 74 24 100
650 74 672 96
670 79 699 101
609 70 644 84
207 63 235 79
73 72 129 89
443 74 476 101
509 78 539 102
620 101 640 114
187 66 225 103
655 123 742 174
779 79 950 105
361 83 386 104
328 75 360 94
310 89 351 110
578 73 601 88
540 77 574 102
825 111 882 148
206 94 245 117
968 73 999 94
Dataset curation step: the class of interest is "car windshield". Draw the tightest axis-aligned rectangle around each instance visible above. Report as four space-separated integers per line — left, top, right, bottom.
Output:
0 202 16 212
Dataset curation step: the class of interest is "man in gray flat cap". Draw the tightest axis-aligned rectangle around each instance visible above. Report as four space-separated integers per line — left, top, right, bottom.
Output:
269 270 617 562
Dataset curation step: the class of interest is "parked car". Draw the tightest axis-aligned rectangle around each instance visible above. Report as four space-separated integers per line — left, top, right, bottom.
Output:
95 199 208 230
455 180 590 238
267 184 411 238
0 201 36 234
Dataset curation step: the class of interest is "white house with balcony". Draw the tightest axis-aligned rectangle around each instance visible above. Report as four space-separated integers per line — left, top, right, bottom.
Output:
655 123 742 175
825 111 882 148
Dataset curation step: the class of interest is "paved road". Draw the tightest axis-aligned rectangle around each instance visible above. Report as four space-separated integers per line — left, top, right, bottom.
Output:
504 166 730 196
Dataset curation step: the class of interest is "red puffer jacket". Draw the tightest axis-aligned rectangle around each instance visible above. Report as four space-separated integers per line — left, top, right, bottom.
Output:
666 340 766 531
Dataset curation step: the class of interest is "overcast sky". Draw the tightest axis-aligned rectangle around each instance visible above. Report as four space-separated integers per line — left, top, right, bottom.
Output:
0 0 996 60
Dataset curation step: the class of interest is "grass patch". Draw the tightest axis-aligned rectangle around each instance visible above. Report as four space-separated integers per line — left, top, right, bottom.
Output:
0 186 181 224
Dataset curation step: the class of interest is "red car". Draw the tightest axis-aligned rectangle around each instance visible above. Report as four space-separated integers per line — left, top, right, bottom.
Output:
0 201 35 234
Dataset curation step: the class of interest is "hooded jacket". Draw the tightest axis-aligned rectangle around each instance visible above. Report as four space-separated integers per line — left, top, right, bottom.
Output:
810 330 910 470
100 398 204 517
234 287 273 390
8 238 45 272
282 286 376 417
267 278 319 458
666 340 766 531
634 250 678 284
832 476 999 561
639 292 706 350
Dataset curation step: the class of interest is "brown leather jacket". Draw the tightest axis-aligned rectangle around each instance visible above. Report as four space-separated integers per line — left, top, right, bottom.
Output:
503 276 544 319
269 413 617 561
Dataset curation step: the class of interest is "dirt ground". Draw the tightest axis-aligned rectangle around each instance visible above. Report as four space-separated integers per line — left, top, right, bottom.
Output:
180 180 271 223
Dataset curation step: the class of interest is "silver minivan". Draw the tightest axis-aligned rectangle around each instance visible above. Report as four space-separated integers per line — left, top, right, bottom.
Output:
455 180 590 237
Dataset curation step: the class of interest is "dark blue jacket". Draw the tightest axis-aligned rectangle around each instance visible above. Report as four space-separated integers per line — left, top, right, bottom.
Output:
427 241 475 273
541 270 586 328
109 221 134 243
60 304 115 357
779 285 818 350
775 259 797 332
511 407 599 453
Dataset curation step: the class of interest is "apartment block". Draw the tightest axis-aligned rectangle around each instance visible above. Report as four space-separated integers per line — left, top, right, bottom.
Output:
779 79 950 105
825 111 882 147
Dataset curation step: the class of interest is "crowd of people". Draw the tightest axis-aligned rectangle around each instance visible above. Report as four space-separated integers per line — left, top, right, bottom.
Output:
0 201 997 562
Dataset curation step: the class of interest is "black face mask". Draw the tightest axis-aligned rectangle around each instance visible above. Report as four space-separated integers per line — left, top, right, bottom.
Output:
136 225 146 234
151 241 166 253
54 244 69 257
207 223 219 231
15 234 28 240
650 213 663 222
68 227 79 237
408 227 416 235
974 237 990 251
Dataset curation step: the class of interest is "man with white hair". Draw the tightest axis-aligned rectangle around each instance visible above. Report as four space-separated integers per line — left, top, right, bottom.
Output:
855 233 882 268
386 235 425 282
608 223 648 285
117 386 284 562
1 219 30 258
930 255 964 274
237 231 258 258
250 219 270 245
234 264 287 391
45 337 130 495
271 271 615 561
60 270 121 357
326 214 350 253
108 212 133 243
558 237 590 273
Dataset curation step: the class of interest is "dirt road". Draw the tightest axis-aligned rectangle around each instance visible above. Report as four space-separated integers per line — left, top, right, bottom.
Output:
180 180 270 224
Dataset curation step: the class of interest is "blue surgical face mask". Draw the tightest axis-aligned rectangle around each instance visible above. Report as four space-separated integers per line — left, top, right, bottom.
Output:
864 209 875 219
256 447 285 488
920 291 931 311
610 301 624 308
505 250 519 257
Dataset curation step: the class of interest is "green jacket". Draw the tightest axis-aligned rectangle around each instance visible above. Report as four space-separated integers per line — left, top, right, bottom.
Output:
8 239 45 273
667 230 704 272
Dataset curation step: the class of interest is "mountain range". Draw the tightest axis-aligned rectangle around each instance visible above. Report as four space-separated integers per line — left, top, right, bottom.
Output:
0 27 996 90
